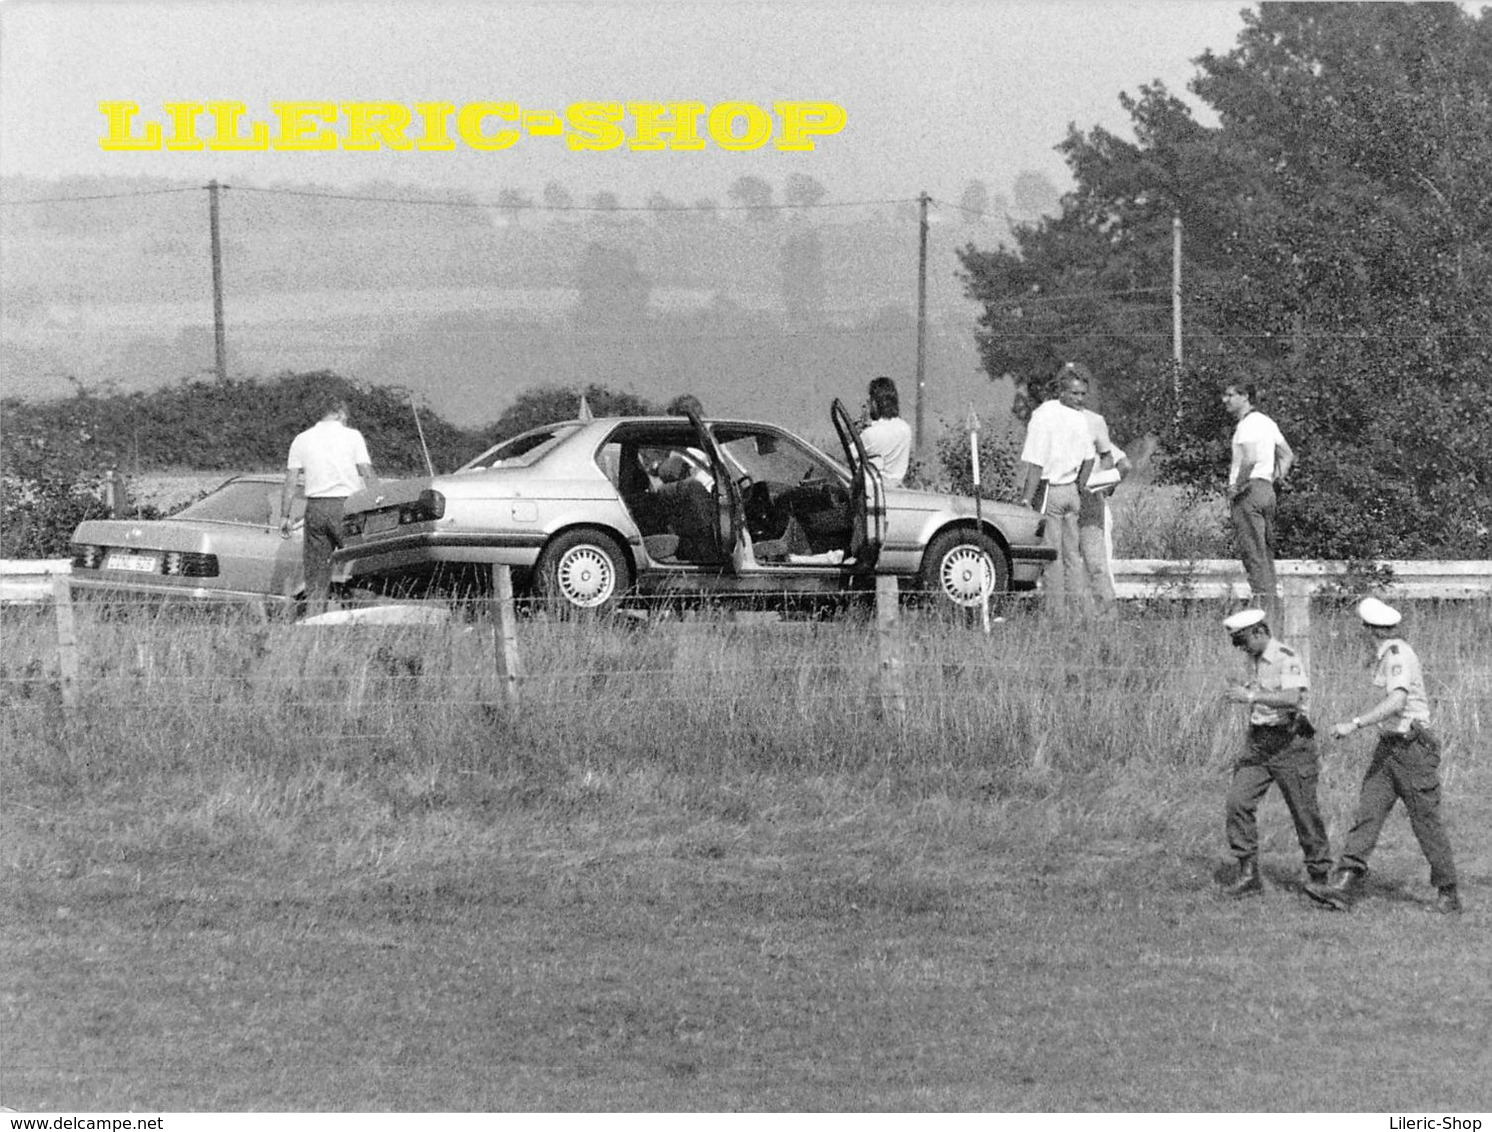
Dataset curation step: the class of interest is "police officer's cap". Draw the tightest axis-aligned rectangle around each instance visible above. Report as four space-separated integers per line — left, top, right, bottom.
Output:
1222 608 1267 635
1357 597 1401 627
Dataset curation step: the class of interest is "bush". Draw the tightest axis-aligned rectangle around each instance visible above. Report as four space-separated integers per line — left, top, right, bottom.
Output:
0 469 111 558
928 418 1024 501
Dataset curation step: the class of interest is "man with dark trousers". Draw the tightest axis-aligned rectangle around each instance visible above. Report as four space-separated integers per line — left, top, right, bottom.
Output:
1306 598 1462 914
281 397 378 617
1219 608 1331 897
1222 383 1294 626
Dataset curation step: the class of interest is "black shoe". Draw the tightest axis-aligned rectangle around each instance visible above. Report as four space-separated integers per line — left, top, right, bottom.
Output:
1223 859 1263 898
1306 866 1331 886
1431 886 1463 915
1305 868 1359 911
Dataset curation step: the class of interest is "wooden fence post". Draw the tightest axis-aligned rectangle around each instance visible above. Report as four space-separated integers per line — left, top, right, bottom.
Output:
51 574 80 714
491 564 521 708
875 575 906 729
1281 573 1312 669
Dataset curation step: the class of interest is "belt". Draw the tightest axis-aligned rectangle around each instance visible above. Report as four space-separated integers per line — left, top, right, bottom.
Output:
1382 727 1429 742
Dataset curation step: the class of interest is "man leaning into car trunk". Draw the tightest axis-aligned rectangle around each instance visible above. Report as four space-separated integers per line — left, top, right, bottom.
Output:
281 398 378 617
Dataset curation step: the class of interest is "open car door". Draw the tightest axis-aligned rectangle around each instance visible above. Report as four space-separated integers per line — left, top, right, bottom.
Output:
684 407 751 569
830 398 887 568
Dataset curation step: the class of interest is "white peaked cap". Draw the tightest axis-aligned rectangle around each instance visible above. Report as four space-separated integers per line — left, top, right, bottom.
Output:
1357 597 1402 627
1223 608 1267 634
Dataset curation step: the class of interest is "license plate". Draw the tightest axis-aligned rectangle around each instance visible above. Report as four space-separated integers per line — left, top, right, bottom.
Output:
364 510 400 534
105 552 161 573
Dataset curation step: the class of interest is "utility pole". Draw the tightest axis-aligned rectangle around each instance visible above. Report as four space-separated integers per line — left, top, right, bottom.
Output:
207 180 228 382
1171 215 1183 403
914 191 930 453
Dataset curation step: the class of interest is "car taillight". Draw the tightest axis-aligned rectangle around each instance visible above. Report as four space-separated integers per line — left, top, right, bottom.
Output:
342 512 366 537
72 544 103 569
401 489 445 525
162 551 219 577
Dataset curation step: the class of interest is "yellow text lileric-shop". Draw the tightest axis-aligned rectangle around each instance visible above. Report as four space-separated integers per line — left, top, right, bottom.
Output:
99 100 848 154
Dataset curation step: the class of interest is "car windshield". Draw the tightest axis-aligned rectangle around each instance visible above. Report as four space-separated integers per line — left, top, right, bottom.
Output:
173 479 297 525
459 425 582 472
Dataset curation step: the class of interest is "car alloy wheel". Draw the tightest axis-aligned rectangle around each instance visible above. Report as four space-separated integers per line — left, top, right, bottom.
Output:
535 528 631 613
939 546 997 607
555 544 616 606
920 528 1010 612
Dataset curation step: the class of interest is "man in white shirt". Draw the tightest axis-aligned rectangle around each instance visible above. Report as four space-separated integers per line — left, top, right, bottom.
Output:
1223 383 1295 623
281 398 378 615
1079 407 1132 607
858 376 912 487
1019 363 1111 611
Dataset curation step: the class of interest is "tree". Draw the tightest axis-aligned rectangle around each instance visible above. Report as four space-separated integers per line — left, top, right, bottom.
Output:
496 187 534 225
645 190 689 225
1010 171 1060 219
783 173 828 210
960 2 1492 557
481 383 658 445
780 226 826 326
727 175 776 221
573 243 650 328
958 180 991 221
542 181 574 212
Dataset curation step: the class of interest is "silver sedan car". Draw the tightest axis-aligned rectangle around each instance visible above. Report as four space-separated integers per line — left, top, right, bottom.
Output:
69 474 307 612
333 401 1053 613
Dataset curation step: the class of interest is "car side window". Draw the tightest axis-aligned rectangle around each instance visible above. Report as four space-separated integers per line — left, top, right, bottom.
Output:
717 428 834 486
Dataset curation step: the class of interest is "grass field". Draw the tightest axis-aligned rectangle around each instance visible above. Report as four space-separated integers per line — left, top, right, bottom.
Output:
2 600 1488 1111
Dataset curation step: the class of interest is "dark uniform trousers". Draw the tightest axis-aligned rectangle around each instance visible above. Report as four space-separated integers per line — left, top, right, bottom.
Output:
1340 727 1458 889
1226 724 1331 873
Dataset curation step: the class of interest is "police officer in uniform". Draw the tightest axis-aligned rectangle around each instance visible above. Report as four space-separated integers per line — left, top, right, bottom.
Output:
1219 608 1331 896
1306 598 1462 914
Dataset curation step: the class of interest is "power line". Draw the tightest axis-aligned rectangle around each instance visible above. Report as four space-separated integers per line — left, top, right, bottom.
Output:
232 184 918 212
0 186 203 206
1 181 919 213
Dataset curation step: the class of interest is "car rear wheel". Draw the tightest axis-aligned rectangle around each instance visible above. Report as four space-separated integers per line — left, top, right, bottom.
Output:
533 529 631 614
918 528 1010 613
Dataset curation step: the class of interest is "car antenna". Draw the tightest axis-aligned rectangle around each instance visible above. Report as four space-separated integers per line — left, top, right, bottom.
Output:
410 391 435 476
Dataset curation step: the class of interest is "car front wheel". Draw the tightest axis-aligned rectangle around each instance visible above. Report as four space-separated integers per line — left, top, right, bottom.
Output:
533 529 631 614
918 528 1011 612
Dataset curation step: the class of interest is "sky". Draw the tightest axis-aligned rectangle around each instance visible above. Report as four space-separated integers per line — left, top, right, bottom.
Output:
0 0 1251 203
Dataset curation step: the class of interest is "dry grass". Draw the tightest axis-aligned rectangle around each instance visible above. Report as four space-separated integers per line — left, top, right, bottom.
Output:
1110 484 1233 559
1 601 1488 1111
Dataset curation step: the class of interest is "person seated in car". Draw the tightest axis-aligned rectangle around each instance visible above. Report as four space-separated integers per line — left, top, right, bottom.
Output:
653 452 721 561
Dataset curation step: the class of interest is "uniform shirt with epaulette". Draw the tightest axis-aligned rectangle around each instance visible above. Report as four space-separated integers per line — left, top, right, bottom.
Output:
1372 638 1430 734
1250 638 1309 726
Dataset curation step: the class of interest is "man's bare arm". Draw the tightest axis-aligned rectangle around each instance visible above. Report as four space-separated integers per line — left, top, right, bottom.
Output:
1275 437 1295 482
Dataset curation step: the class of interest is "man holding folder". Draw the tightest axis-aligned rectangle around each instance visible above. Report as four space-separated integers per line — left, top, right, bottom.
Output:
1019 362 1121 613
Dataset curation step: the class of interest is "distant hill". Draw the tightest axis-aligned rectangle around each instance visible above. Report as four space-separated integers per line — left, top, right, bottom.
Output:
1 175 1016 436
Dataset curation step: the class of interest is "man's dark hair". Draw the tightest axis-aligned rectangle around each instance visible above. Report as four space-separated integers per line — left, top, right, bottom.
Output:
321 397 351 420
667 393 703 417
868 376 900 419
1058 361 1093 388
1223 382 1261 405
